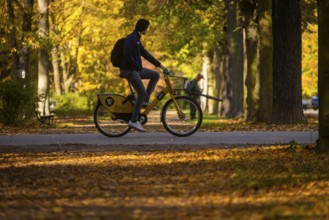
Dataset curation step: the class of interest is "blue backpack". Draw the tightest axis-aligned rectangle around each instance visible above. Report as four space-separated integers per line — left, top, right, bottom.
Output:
184 80 191 92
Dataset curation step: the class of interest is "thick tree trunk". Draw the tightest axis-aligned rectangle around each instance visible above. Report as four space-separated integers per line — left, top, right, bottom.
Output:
258 0 273 122
244 24 259 122
317 0 329 152
38 0 50 116
271 0 305 124
223 0 244 118
241 0 260 122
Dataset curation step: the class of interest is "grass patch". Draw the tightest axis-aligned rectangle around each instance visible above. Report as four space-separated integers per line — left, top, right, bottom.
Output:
1 145 328 219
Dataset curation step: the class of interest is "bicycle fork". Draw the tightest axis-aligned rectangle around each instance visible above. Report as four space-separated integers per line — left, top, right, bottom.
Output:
172 96 186 120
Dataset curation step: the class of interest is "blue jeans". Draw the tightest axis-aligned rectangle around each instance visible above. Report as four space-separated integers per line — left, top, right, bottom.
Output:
120 68 160 122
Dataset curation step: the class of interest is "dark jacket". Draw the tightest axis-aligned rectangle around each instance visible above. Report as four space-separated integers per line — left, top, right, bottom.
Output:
188 79 200 99
120 30 161 71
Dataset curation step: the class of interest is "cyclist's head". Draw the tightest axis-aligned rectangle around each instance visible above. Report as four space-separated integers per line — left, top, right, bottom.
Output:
135 19 150 35
196 73 204 81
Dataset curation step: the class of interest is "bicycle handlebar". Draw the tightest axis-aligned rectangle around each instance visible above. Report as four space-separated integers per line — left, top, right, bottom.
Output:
163 68 172 75
161 69 222 101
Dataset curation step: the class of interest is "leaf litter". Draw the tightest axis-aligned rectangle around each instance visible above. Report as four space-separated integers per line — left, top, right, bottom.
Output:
1 145 328 219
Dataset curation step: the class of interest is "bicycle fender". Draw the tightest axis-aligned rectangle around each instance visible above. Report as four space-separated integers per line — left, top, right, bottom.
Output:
97 94 133 113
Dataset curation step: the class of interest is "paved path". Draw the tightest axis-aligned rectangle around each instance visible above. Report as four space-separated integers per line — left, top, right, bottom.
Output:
0 131 318 148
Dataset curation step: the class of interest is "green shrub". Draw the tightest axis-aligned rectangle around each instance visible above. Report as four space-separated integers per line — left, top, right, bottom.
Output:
0 78 38 125
52 93 92 116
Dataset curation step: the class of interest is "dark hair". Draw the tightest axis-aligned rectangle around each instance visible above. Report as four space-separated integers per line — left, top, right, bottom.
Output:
135 19 150 32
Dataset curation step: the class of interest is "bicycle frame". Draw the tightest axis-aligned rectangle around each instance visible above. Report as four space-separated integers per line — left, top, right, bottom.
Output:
96 73 185 120
142 74 184 118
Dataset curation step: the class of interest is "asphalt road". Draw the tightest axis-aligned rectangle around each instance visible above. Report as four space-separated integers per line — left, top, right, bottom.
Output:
0 131 318 149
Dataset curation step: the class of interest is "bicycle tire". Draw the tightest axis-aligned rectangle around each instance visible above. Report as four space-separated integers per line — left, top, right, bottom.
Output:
94 102 131 137
161 96 202 137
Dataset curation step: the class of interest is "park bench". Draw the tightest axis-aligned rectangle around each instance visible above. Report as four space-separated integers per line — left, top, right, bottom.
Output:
35 112 55 126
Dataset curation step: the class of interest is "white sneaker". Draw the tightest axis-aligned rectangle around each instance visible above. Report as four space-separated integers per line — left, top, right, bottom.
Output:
128 120 146 132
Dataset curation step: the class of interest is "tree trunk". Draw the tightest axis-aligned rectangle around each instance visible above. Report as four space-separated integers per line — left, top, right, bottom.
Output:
244 26 259 122
6 0 20 73
52 46 61 95
224 0 244 118
49 4 61 95
60 49 71 93
59 0 84 94
241 1 260 122
317 0 329 152
38 0 50 116
217 44 226 116
271 0 305 124
207 49 216 115
201 50 211 112
220 46 231 116
21 0 34 76
258 0 273 122
211 45 221 114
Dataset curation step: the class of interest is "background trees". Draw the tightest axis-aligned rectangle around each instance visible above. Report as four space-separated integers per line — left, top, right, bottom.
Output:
0 0 320 127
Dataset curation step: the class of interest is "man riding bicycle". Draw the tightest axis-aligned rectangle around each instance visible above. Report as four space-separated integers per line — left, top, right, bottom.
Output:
119 19 169 132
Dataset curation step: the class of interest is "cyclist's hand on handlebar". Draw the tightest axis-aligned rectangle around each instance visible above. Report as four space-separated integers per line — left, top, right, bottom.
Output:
160 64 171 75
164 68 171 75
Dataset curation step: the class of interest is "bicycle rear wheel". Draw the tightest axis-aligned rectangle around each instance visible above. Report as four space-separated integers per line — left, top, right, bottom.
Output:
161 96 202 137
94 102 131 137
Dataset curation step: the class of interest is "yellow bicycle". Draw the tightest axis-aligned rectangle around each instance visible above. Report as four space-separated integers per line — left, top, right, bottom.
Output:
94 70 203 137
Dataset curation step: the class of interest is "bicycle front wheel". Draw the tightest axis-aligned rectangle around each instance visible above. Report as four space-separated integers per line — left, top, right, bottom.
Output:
94 102 131 137
161 96 202 137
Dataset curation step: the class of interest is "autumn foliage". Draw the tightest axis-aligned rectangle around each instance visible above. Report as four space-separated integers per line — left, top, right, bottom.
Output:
1 145 328 219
